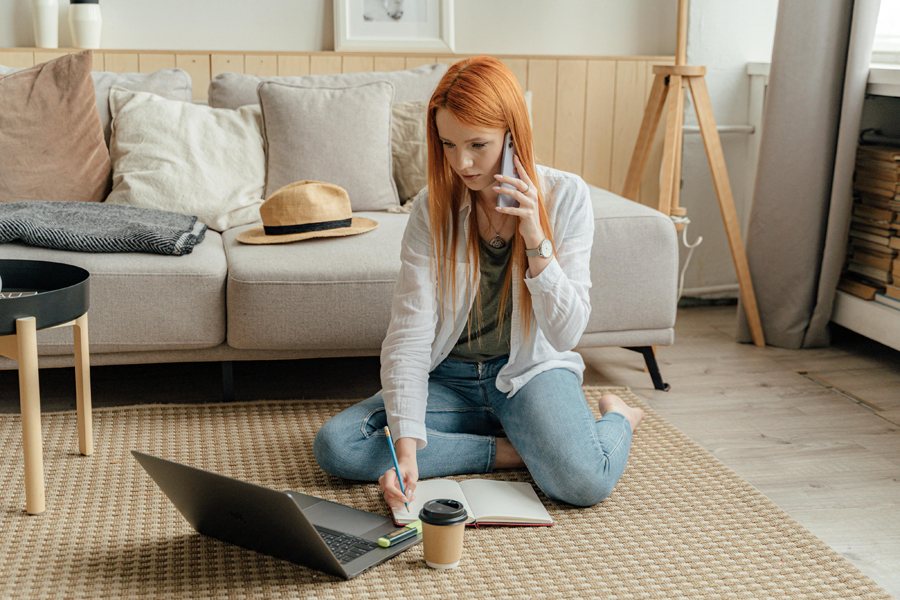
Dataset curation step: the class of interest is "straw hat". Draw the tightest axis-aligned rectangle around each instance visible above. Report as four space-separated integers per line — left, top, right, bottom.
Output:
237 181 378 244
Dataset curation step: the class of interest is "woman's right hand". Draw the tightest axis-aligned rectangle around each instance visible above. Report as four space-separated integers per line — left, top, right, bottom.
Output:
378 437 419 508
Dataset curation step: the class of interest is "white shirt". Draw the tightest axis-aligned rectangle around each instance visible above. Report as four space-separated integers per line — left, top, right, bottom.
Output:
380 165 594 449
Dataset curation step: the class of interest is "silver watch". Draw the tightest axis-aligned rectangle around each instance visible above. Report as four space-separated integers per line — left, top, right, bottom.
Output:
525 238 553 258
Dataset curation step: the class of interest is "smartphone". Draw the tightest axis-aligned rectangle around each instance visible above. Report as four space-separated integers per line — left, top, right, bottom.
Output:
497 132 520 208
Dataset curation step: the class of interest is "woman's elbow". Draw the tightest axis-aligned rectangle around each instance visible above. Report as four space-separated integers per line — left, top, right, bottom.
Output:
547 311 590 351
546 327 585 353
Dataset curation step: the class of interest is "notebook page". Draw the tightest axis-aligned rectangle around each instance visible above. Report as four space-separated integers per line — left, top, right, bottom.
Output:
390 478 476 525
459 479 553 524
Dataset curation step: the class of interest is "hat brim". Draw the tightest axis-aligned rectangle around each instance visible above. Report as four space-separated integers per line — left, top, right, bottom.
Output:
236 217 379 245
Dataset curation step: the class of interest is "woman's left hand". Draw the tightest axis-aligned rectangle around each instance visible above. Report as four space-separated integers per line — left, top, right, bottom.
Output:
493 154 544 248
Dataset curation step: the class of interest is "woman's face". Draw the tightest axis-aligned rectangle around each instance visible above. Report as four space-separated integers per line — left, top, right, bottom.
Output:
435 108 506 198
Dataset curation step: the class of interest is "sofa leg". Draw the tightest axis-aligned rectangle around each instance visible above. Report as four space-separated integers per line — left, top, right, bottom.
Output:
623 347 671 392
221 361 235 402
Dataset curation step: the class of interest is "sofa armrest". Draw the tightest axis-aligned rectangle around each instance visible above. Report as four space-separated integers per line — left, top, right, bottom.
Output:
579 184 679 347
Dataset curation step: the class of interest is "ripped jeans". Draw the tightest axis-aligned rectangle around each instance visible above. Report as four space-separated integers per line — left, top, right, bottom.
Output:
313 354 633 506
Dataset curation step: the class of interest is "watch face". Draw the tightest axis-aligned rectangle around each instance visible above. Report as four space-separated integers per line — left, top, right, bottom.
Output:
540 239 552 257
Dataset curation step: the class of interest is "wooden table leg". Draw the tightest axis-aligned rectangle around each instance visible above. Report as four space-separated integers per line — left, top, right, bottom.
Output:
16 317 45 515
73 313 93 456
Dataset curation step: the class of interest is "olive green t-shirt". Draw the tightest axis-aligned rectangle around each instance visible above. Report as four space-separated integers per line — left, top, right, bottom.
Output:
448 238 514 362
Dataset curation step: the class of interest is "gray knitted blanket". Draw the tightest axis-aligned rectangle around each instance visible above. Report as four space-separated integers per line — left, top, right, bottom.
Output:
0 202 208 255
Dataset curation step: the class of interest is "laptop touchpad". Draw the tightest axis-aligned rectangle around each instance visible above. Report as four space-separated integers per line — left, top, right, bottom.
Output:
302 501 390 537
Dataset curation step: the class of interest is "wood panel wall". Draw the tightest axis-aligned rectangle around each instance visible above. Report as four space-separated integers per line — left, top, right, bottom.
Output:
1 49 674 207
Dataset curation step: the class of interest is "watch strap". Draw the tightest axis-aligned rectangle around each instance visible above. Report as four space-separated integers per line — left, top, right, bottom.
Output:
525 239 551 258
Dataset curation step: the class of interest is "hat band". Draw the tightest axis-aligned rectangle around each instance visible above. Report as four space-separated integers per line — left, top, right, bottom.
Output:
264 218 352 236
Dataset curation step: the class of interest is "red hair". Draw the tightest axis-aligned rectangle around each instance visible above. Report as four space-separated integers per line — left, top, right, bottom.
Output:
426 55 554 343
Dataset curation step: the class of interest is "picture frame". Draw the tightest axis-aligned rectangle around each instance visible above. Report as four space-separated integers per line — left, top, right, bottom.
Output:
334 0 455 53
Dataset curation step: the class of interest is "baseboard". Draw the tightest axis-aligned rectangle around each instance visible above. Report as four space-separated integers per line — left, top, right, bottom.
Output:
681 284 739 299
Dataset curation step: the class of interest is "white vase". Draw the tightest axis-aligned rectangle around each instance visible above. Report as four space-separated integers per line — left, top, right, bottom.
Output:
31 0 59 49
69 0 101 50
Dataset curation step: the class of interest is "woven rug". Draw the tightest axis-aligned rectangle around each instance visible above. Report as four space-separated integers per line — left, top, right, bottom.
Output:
0 387 891 600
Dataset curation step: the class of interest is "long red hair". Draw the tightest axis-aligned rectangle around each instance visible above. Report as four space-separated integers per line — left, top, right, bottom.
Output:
426 55 554 343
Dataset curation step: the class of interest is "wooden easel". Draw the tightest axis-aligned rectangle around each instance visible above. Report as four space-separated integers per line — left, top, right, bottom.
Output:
622 0 765 347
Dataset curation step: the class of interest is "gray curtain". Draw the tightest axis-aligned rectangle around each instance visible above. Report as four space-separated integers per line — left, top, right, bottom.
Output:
737 0 881 348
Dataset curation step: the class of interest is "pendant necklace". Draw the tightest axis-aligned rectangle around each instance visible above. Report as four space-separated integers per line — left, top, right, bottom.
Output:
479 200 508 249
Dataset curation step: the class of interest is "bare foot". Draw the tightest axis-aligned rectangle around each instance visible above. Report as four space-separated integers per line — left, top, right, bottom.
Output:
598 393 645 433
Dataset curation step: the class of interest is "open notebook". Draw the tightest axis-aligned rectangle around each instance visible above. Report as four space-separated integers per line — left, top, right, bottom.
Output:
391 478 553 527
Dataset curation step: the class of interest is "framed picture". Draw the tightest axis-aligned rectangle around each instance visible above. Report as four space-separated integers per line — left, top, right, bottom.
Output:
334 0 455 53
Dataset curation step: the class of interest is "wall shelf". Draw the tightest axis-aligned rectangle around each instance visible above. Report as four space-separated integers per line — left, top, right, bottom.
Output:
867 63 900 97
831 290 900 352
835 66 900 353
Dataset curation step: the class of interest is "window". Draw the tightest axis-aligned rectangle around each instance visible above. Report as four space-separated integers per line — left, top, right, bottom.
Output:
873 1 900 62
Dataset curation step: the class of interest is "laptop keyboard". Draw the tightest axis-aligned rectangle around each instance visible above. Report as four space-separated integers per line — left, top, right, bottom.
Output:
314 526 380 564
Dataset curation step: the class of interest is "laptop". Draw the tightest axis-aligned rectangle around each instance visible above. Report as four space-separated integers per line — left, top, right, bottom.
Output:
131 451 421 580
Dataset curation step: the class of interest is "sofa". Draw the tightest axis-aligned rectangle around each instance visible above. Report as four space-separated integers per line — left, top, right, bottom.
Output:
0 52 679 396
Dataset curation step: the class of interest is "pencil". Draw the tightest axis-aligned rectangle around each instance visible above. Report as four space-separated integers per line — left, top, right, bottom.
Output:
384 426 410 512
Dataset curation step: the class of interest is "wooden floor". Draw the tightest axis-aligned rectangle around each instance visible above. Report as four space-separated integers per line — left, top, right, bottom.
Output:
1 304 898 598
582 305 900 598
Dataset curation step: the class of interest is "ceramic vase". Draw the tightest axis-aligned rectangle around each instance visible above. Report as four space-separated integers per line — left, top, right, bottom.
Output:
69 0 101 49
31 0 59 49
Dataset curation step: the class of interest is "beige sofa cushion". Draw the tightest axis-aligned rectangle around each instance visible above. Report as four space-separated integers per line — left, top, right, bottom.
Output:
224 187 678 352
208 63 448 109
258 81 398 210
223 212 408 350
0 51 110 204
105 88 266 232
0 233 228 354
391 100 429 204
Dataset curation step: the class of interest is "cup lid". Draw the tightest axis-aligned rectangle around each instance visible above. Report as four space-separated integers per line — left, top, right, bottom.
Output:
419 499 469 526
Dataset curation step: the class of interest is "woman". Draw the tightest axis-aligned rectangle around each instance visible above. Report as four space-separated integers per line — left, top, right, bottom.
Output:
314 55 644 509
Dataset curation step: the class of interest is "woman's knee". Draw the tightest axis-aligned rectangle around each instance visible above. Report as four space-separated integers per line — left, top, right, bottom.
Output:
546 479 616 508
556 480 616 507
313 399 385 480
313 416 348 476
313 411 371 477
533 462 618 507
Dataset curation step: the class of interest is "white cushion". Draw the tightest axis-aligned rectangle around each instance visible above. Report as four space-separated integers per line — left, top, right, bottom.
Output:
92 69 193 146
106 88 265 232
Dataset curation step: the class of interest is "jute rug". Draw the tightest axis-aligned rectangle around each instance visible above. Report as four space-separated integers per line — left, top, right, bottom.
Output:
0 387 890 599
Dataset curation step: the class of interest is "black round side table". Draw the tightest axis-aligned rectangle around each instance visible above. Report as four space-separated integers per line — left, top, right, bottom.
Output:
0 259 93 515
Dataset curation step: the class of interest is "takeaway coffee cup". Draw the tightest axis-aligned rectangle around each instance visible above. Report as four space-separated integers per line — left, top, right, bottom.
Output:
418 499 468 569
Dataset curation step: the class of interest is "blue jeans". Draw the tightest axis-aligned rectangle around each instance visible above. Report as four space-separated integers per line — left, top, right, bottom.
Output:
313 355 633 507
